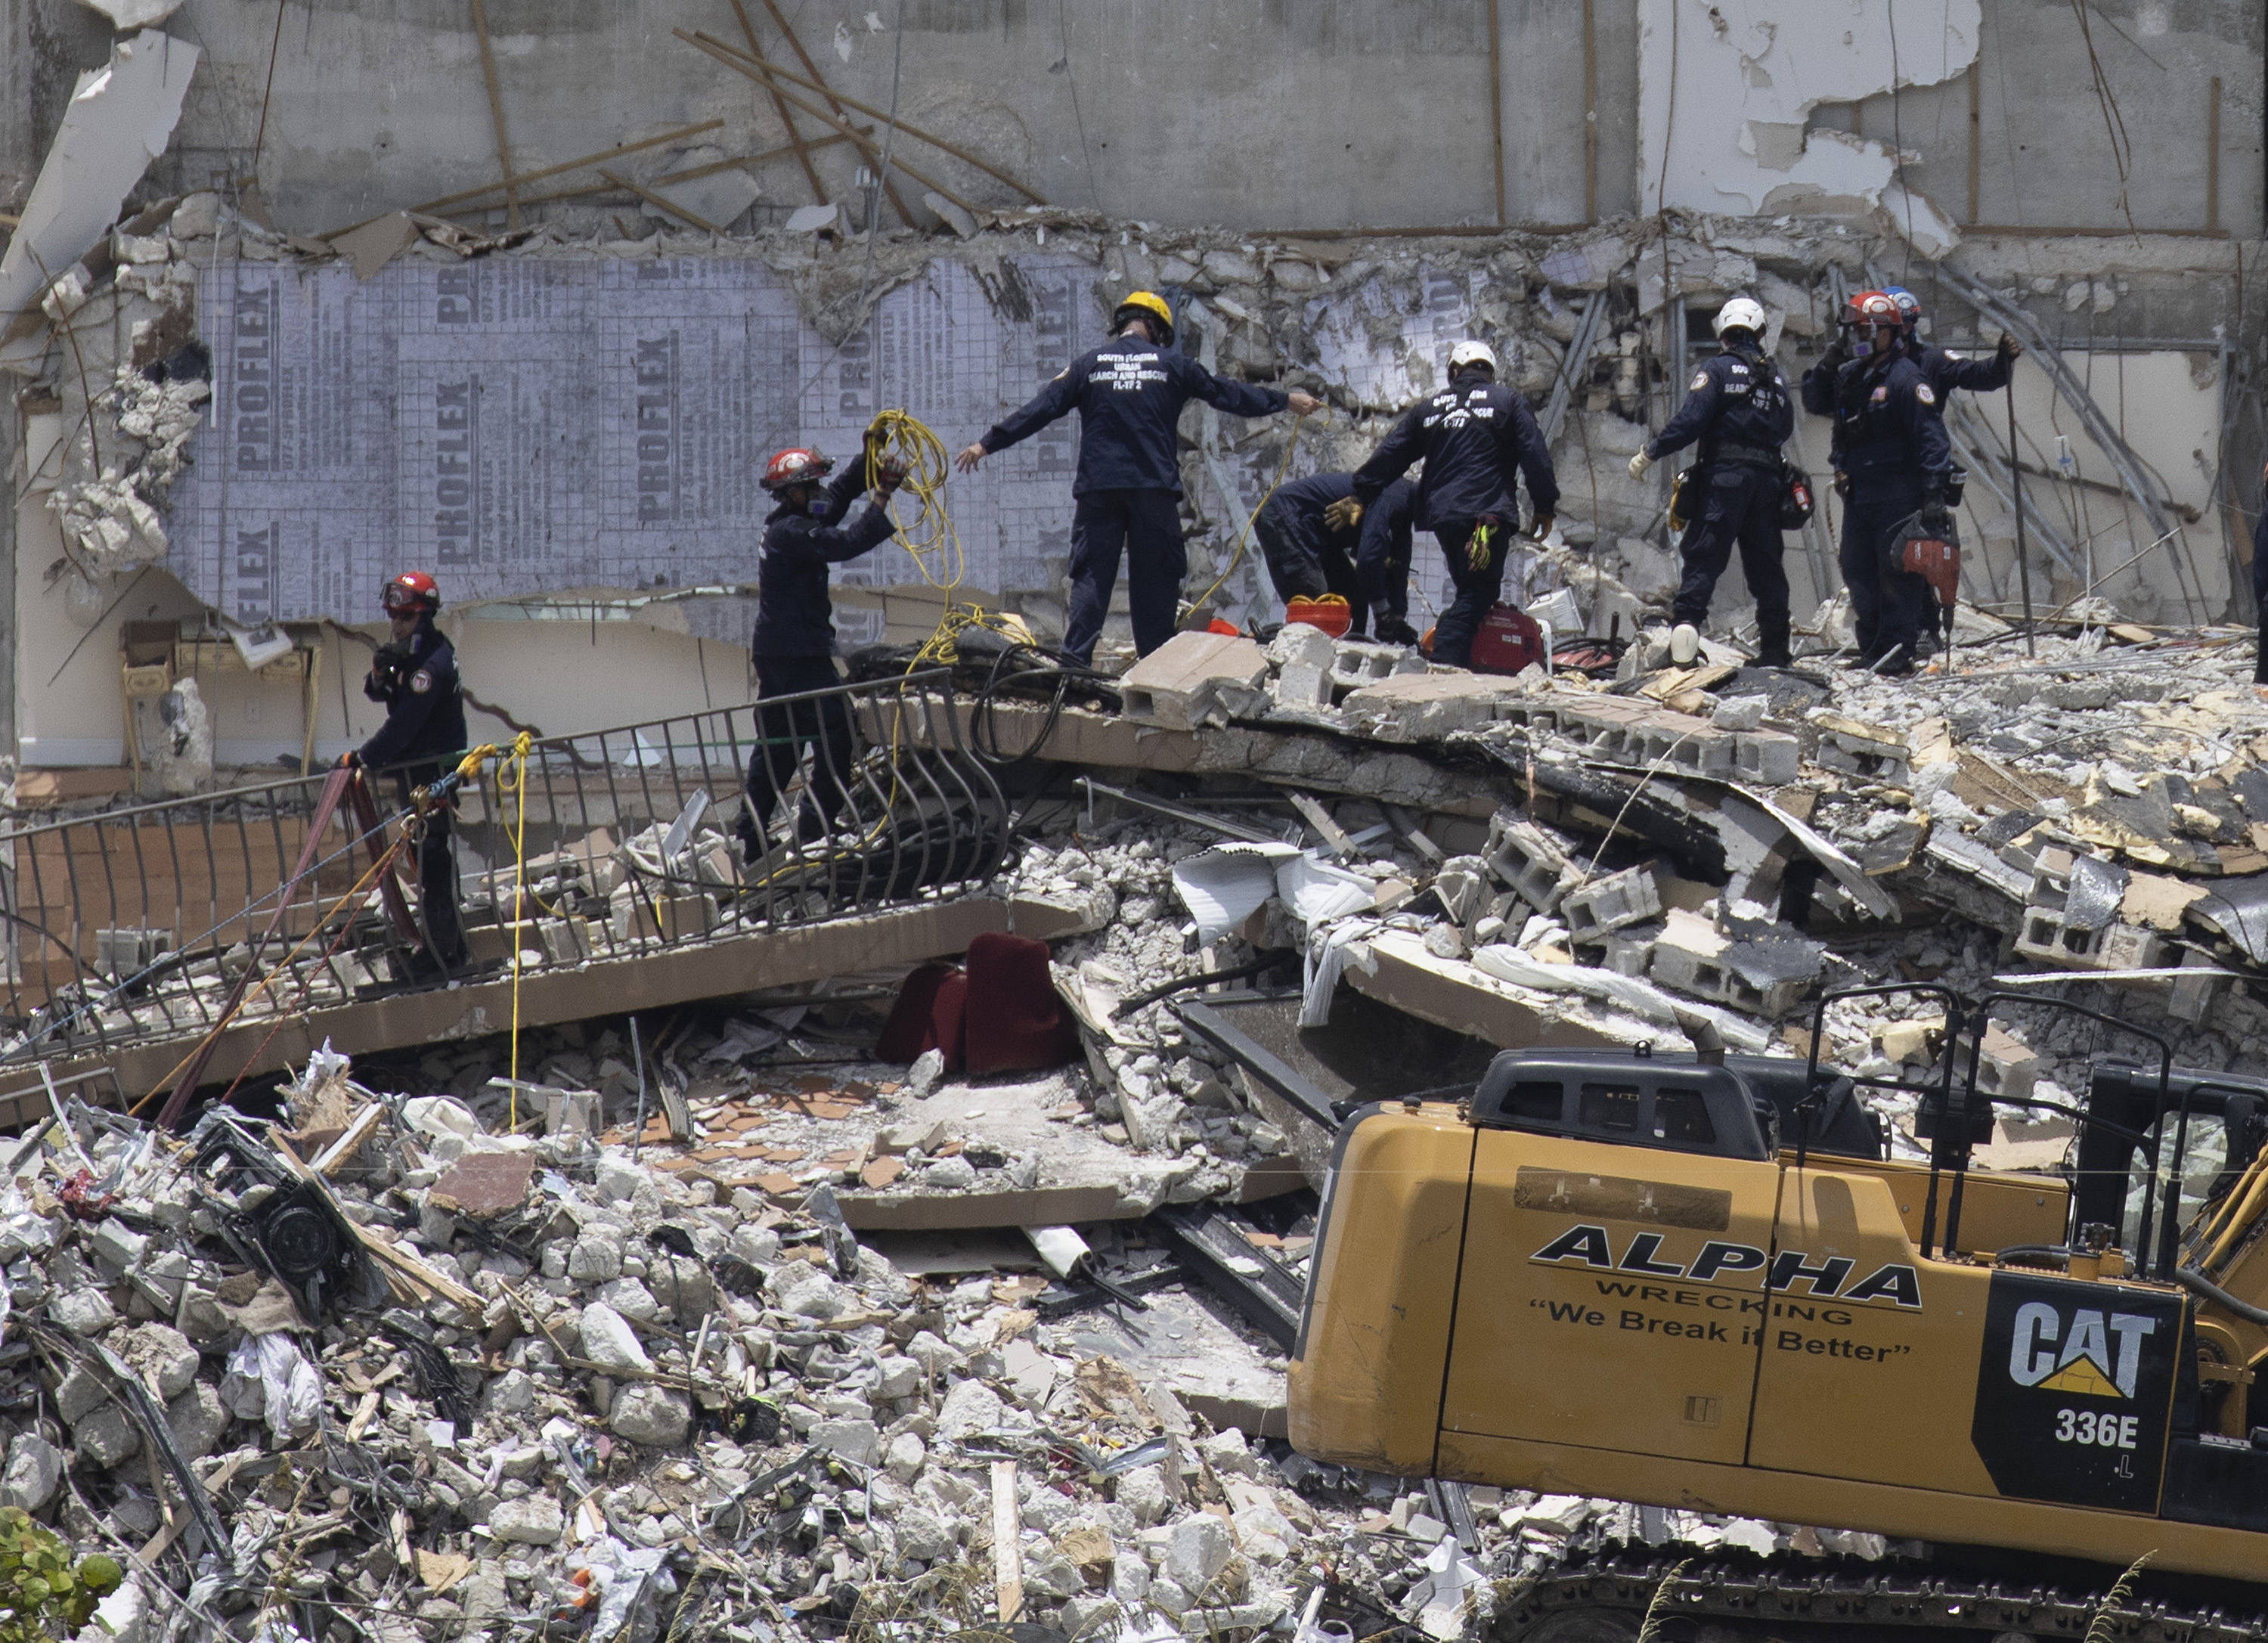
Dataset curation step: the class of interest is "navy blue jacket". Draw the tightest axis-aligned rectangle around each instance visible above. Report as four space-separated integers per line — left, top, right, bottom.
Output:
1352 370 1560 529
1828 355 1954 493
752 465 897 657
1912 339 2011 398
358 620 466 770
1262 473 1418 598
1644 342 1794 464
981 333 1289 496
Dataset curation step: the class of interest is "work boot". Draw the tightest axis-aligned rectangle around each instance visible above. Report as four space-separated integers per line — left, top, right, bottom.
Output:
1754 612 1792 669
734 808 766 866
1373 615 1421 648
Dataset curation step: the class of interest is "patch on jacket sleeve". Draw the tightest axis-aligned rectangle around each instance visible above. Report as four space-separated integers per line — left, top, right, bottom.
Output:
410 668 433 694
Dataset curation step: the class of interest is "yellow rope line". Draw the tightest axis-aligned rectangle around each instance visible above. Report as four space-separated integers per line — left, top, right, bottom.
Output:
1185 411 1309 618
504 730 532 1131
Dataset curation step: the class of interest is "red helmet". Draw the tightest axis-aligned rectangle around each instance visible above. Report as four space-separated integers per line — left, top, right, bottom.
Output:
383 571 440 615
761 447 835 491
1842 290 1902 358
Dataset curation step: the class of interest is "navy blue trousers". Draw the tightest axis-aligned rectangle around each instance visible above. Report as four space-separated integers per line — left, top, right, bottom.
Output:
1063 488 1185 664
1839 479 1930 666
1675 463 1789 626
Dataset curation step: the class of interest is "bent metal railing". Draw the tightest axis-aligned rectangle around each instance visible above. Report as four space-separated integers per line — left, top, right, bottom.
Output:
0 670 1005 1078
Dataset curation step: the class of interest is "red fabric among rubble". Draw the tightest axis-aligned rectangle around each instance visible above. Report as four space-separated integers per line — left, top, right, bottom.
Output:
962 932 1079 1075
875 963 968 1068
875 934 1075 1074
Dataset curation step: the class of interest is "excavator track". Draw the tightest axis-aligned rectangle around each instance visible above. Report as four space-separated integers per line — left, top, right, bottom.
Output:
1495 1546 2268 1643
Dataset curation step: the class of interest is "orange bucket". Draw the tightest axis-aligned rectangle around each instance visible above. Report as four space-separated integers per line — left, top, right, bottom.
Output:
1285 594 1352 638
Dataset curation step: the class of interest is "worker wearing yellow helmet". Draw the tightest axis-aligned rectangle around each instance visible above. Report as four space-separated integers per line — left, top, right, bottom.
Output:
956 290 1322 663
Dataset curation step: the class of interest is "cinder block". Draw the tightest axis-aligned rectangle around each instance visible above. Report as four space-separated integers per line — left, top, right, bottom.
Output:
1975 1026 2038 1102
1573 924 1660 977
1808 712 1912 787
94 927 171 980
1647 939 1808 1019
1119 631 1270 730
1734 730 1801 786
1328 640 1423 695
1646 908 1818 1019
1483 811 1576 913
1561 863 1662 938
1270 660 1333 709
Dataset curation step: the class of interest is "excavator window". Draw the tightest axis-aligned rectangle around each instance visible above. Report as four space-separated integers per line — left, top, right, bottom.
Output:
1503 1080 1563 1121
1579 1083 1642 1133
1653 1088 1716 1144
1470 1052 1770 1159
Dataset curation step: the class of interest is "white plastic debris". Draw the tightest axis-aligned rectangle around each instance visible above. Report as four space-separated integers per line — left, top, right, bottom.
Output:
221 1333 323 1439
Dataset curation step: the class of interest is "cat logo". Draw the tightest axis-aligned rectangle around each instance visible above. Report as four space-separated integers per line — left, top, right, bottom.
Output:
2007 1301 2155 1399
1970 1272 2183 1511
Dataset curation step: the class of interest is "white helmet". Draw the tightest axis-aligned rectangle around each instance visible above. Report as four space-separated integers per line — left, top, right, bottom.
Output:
1448 339 1498 374
1714 297 1768 339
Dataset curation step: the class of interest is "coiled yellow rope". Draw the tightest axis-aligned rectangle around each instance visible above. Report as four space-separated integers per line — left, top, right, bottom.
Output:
864 407 966 594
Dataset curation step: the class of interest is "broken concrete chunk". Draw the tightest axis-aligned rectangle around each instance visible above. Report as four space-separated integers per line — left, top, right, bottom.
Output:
488 1494 565 1545
609 1383 691 1446
73 1404 141 1470
0 1435 63 1511
1341 671 1520 743
1120 631 1270 730
576 1302 652 1372
1166 1511 1233 1590
119 1321 200 1400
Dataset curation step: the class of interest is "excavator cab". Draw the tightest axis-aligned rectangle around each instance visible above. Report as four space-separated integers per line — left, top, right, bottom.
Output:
1289 986 2268 1579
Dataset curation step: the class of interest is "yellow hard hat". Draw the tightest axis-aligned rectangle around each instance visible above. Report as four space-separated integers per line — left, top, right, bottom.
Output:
1114 289 1174 340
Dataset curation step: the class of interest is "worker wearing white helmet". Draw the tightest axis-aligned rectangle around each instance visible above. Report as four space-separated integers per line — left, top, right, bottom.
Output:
1349 337 1559 669
1627 296 1797 666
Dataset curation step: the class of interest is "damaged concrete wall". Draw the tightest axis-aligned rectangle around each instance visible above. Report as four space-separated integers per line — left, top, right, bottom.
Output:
1638 0 1981 252
1641 0 2265 243
2 2 2258 239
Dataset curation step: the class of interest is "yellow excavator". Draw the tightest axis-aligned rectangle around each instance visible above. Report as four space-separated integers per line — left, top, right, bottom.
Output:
1290 986 2268 1636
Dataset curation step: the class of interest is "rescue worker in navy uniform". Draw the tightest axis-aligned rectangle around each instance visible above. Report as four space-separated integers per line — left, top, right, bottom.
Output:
1800 291 1957 676
342 571 469 977
2254 460 2268 689
1253 472 1421 644
1882 285 2020 399
1349 340 1558 669
1625 297 1796 667
741 438 908 860
954 290 1321 665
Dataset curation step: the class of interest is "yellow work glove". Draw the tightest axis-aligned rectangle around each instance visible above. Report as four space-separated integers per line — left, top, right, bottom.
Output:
1322 496 1364 533
1628 451 1653 480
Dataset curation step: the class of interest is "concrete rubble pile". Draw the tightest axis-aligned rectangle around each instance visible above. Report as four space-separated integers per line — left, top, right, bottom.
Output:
1089 607 2268 1143
0 1011 1865 1643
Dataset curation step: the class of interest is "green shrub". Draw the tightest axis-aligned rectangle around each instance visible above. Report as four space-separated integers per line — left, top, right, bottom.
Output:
0 1508 122 1642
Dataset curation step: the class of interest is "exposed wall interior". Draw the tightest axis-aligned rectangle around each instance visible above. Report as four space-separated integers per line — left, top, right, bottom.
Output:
0 0 2263 774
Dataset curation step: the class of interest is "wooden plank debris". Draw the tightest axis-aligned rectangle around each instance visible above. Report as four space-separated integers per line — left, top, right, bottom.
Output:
322 119 725 237
466 0 522 229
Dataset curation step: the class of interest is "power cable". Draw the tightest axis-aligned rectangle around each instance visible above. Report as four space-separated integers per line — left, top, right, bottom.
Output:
1885 1 1911 285
249 0 290 193
1057 0 1104 212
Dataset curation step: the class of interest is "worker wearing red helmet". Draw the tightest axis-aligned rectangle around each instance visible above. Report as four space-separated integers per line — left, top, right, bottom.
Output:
1879 285 2020 400
343 571 469 976
742 434 908 860
1799 292 1955 675
955 290 1322 664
